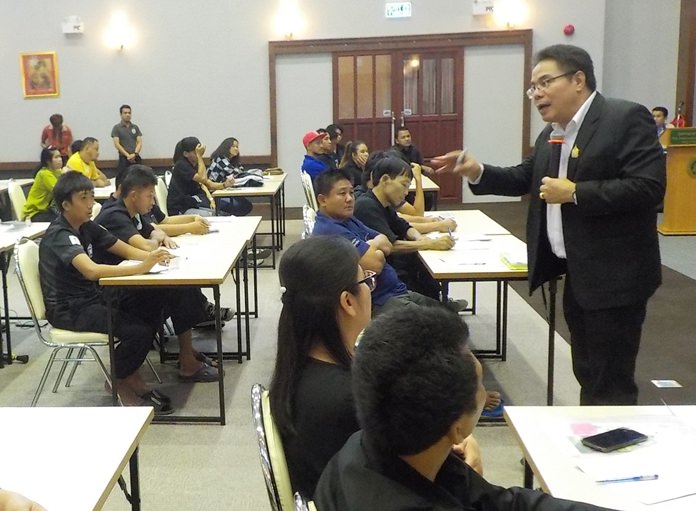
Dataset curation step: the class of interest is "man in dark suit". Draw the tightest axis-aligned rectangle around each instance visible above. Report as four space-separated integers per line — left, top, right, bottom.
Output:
432 44 665 405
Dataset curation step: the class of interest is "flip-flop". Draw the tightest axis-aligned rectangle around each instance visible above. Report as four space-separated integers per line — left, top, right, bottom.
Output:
141 389 172 405
179 363 220 383
481 398 505 418
195 352 219 368
141 391 175 416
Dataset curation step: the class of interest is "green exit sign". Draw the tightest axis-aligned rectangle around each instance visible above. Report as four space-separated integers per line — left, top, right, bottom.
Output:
385 2 412 18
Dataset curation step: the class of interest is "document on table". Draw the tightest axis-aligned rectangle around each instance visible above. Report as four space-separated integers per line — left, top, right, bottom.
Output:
118 259 170 273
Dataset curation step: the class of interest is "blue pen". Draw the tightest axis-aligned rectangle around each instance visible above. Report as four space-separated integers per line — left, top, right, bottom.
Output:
597 475 659 484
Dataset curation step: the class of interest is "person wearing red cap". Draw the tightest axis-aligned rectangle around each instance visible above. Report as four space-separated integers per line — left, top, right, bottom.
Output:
302 130 332 180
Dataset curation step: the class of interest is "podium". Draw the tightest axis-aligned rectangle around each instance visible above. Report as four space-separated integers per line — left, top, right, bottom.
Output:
658 128 696 235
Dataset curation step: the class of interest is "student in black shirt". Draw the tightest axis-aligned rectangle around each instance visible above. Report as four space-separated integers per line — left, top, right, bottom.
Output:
94 165 220 382
315 307 614 511
338 140 368 188
39 171 173 413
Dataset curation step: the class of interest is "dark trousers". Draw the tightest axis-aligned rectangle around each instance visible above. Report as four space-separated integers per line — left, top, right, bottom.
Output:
117 153 142 173
31 210 58 222
47 296 156 380
390 253 441 301
119 287 207 335
218 197 253 216
563 275 647 405
372 290 442 317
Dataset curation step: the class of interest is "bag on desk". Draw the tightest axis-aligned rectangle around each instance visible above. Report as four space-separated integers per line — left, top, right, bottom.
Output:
233 168 264 187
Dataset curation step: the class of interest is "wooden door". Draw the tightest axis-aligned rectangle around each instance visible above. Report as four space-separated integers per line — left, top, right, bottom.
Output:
334 49 463 203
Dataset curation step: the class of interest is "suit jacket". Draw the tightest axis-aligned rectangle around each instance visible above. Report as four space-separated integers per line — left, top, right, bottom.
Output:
471 93 665 310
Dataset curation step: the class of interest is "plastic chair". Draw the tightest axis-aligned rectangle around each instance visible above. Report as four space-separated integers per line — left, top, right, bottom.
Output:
251 383 294 511
91 201 102 220
301 204 316 239
8 179 28 221
300 172 318 211
14 238 160 406
164 170 172 188
155 176 169 216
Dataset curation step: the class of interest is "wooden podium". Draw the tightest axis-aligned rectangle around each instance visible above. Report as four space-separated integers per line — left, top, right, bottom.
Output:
658 128 696 235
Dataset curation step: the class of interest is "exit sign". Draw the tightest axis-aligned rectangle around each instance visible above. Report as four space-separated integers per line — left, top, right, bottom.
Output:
385 2 412 18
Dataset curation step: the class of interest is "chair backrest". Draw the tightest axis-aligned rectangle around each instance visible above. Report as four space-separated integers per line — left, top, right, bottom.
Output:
14 238 47 325
91 201 102 220
8 179 28 221
251 383 294 511
300 172 318 211
164 170 172 188
301 204 316 239
155 177 169 217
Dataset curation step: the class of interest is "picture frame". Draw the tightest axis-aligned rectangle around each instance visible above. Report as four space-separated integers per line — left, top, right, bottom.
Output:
19 51 59 98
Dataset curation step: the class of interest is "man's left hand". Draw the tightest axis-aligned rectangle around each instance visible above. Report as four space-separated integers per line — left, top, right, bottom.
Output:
539 177 576 204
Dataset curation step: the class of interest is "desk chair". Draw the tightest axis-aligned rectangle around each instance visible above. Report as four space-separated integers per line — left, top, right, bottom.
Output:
301 205 316 239
155 176 169 216
14 238 160 406
251 383 294 511
300 172 318 211
8 179 27 221
91 201 102 220
164 170 172 188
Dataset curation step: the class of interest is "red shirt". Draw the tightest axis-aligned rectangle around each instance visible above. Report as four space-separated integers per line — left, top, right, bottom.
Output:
41 124 73 156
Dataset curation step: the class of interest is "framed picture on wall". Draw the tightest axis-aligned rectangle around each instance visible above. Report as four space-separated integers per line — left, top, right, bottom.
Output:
19 51 59 98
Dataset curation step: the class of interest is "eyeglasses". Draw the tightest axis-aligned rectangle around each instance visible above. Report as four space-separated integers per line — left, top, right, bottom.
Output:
525 71 577 99
355 270 377 292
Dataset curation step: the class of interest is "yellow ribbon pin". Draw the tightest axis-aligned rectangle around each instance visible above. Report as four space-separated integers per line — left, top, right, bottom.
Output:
571 146 580 158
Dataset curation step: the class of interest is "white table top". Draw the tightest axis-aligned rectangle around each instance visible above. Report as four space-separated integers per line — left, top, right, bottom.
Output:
0 221 50 252
504 406 696 511
93 177 116 200
0 406 153 511
0 178 34 193
418 210 524 280
411 175 440 192
212 172 287 198
99 216 260 287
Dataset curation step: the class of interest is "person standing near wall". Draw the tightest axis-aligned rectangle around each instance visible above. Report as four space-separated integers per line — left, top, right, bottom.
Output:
111 104 143 172
40 114 73 165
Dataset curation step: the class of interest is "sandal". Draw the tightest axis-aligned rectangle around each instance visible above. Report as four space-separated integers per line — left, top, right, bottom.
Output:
141 389 172 405
179 363 220 383
481 398 505 418
195 352 219 368
141 391 175 416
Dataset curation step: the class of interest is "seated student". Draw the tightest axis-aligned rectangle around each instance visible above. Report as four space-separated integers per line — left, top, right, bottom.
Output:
338 140 368 187
64 137 109 187
39 171 173 413
301 130 332 180
94 165 220 381
70 139 83 155
269 235 482 498
312 169 444 315
315 307 611 511
207 137 254 217
168 137 228 216
0 489 46 511
109 166 233 328
354 156 462 305
22 147 63 222
325 124 345 166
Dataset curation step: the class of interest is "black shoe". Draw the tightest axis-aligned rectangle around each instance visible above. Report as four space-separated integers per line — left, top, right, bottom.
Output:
194 304 234 328
247 248 272 260
445 298 469 313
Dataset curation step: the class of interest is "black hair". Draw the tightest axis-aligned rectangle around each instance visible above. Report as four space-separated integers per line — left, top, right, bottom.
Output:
49 114 64 143
269 235 361 436
53 171 94 212
121 165 157 197
313 168 353 201
371 156 412 185
534 44 597 92
210 137 240 166
338 140 367 169
361 151 390 190
326 123 344 141
652 106 669 118
394 126 410 140
36 146 61 174
81 137 98 149
316 128 328 134
71 139 83 154
173 136 200 163
120 104 131 114
352 306 479 456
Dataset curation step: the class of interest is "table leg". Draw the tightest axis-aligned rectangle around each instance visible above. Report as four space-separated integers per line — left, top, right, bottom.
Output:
280 182 286 242
269 194 277 268
106 290 119 406
546 278 558 406
502 281 509 361
129 447 141 511
495 281 502 356
1 252 11 367
251 236 259 318
523 459 534 489
242 247 251 360
234 261 243 365
214 285 226 425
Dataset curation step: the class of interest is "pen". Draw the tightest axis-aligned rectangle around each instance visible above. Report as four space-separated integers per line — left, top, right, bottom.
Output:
597 475 659 484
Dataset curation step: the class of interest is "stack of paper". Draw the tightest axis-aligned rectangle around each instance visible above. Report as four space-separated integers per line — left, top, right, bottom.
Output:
501 249 527 270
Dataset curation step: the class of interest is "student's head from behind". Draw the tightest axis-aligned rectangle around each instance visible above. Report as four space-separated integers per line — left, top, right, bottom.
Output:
371 156 413 208
210 137 240 165
652 107 668 126
40 147 62 171
120 104 132 122
270 235 373 435
49 113 63 128
121 165 157 214
173 136 201 165
326 123 344 145
79 137 100 163
303 130 329 156
53 171 95 222
394 127 412 147
531 44 596 127
71 139 83 155
353 306 486 457
315 168 355 220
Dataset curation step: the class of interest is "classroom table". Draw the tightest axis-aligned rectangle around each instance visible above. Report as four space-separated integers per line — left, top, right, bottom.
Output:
0 221 50 368
212 173 287 268
0 406 153 511
99 219 258 424
94 177 116 201
418 210 560 405
0 178 34 192
504 405 696 510
410 175 440 210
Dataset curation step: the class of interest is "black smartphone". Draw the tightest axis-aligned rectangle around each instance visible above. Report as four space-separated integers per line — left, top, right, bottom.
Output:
581 427 648 453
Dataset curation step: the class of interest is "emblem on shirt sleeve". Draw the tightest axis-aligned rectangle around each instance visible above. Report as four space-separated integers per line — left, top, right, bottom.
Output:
87 243 93 258
68 235 81 246
571 146 580 158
